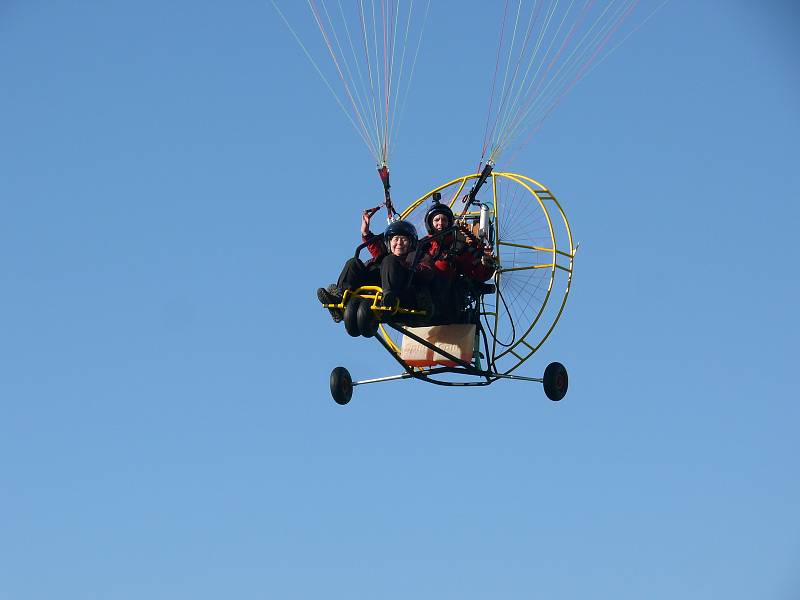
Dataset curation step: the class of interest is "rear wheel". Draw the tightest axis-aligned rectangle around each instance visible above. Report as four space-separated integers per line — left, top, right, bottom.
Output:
330 366 353 405
543 362 568 401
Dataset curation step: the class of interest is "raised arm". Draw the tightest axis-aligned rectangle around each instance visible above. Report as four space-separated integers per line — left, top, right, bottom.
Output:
361 210 373 238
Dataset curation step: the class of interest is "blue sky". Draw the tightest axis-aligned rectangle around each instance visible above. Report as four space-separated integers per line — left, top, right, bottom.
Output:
1 2 799 598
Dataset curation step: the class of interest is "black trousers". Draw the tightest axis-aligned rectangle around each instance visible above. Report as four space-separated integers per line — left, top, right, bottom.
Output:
337 257 379 293
429 276 468 324
337 255 415 303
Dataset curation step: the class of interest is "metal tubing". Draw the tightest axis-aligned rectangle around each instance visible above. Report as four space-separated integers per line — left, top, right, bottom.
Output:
353 373 413 386
353 373 542 387
387 323 477 371
466 163 494 206
489 373 543 383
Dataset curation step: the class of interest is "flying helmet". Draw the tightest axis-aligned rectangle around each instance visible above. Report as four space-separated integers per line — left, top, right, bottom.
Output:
384 220 418 250
424 198 454 234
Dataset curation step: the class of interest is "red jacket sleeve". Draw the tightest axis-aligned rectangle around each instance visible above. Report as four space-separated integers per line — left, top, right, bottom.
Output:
427 239 457 280
455 245 495 282
466 260 495 282
363 232 385 259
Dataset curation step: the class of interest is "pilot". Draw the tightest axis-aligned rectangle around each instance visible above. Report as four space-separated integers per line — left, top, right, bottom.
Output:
422 199 496 323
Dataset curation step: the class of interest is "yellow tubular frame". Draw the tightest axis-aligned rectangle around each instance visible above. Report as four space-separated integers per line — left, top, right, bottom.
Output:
399 172 575 376
319 286 424 357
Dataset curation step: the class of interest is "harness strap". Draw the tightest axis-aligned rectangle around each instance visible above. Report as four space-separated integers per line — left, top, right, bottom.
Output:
377 164 400 222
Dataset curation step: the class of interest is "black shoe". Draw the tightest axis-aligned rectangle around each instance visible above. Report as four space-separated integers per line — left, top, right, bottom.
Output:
329 284 345 297
317 286 343 323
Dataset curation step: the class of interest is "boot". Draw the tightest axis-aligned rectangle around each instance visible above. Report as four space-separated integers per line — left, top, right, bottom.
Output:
317 285 344 323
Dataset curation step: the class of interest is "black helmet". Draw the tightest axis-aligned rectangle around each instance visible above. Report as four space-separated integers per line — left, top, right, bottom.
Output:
424 201 454 234
384 220 418 250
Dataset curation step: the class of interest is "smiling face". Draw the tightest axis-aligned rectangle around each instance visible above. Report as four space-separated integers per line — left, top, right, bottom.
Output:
389 234 411 256
431 213 450 232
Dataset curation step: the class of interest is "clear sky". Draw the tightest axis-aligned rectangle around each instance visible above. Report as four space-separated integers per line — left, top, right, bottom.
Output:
2 2 799 599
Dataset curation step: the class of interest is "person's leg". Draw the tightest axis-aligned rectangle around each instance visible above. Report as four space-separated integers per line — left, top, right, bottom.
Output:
317 258 367 323
337 258 370 293
379 255 413 305
447 277 470 323
428 276 455 324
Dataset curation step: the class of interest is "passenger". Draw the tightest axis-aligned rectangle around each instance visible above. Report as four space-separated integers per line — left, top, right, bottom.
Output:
317 210 433 322
423 200 496 323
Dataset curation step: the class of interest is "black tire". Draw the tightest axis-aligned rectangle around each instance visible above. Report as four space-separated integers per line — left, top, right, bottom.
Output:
343 298 361 337
357 299 379 338
330 366 353 405
543 362 568 401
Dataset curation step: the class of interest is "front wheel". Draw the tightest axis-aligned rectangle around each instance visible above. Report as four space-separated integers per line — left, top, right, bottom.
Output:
543 362 568 401
330 366 353 405
357 299 379 338
343 298 361 337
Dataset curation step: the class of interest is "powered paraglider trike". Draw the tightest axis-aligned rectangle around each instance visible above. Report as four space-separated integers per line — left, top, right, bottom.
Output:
323 167 575 404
